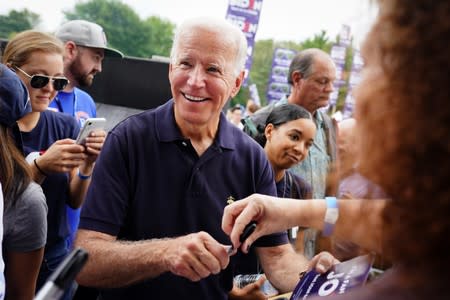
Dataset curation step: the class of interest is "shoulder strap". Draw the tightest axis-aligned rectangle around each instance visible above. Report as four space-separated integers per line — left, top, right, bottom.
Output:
287 171 299 199
241 115 259 137
242 103 276 137
320 111 338 162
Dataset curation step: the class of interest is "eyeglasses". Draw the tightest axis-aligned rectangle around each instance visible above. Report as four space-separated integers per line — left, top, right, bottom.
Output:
14 66 69 91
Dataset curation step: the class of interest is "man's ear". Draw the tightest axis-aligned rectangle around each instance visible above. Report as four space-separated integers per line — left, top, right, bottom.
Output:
65 41 78 60
231 70 245 97
291 70 303 86
168 63 173 81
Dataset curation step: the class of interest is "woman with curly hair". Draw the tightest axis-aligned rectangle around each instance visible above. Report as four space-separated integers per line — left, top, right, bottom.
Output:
223 0 450 298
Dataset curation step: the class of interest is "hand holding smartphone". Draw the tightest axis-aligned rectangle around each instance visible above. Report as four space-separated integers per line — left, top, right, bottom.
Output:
76 118 106 145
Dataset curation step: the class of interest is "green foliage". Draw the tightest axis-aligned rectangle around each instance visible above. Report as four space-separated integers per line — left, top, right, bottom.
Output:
144 16 176 58
301 30 333 53
248 39 275 106
0 9 40 39
64 0 148 57
63 0 175 58
230 88 248 107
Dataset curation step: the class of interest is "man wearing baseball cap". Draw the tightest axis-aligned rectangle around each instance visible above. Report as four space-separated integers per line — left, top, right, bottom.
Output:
49 21 123 299
50 19 123 126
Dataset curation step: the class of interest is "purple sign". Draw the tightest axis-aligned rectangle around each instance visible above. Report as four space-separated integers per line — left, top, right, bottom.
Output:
266 48 297 104
342 92 355 119
226 14 260 39
290 255 373 299
330 44 347 65
273 48 296 67
249 83 261 106
339 24 352 46
227 0 263 18
226 0 264 86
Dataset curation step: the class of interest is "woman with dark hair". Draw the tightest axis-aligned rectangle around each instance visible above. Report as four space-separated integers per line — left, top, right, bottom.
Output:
223 0 450 299
231 104 320 300
260 104 316 247
0 63 47 300
256 104 315 199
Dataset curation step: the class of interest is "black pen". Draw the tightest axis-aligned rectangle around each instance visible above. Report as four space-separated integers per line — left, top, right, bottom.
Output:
226 221 257 255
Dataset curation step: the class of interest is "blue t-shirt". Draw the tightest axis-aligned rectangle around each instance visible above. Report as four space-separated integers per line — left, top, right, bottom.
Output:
49 88 96 127
21 110 79 247
49 87 97 248
79 100 288 300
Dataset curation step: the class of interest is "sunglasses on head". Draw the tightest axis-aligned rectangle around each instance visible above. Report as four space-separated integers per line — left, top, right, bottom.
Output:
14 66 69 91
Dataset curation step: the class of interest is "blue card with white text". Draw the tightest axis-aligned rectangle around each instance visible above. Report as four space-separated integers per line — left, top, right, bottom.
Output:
290 255 373 299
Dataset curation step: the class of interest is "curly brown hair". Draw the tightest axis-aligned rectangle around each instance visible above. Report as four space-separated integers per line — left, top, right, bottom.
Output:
355 0 450 283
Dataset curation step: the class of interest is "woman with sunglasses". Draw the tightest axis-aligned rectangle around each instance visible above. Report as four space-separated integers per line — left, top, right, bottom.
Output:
2 30 106 299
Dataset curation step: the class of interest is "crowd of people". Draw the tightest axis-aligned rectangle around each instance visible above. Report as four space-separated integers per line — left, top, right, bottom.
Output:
0 0 449 299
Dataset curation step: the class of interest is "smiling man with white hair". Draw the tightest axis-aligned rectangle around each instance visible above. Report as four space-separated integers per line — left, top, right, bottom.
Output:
74 16 330 300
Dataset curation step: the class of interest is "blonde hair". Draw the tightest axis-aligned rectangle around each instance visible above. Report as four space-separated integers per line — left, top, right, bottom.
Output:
2 30 64 68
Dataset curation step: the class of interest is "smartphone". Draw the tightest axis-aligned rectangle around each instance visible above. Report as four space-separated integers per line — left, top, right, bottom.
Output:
76 117 106 145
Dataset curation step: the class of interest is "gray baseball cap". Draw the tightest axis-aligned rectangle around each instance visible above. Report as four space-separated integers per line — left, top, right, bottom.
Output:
56 20 124 58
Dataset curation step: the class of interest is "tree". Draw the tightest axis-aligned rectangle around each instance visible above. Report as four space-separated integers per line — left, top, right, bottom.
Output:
0 9 40 39
247 39 275 106
63 0 175 58
64 0 150 57
301 30 333 52
144 16 175 58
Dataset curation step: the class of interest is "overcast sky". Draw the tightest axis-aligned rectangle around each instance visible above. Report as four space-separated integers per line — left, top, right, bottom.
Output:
1 0 377 47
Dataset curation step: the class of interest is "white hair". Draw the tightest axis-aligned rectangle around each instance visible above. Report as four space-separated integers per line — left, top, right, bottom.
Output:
170 17 247 77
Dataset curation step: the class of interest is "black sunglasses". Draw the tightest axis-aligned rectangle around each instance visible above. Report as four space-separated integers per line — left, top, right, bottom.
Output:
15 66 69 91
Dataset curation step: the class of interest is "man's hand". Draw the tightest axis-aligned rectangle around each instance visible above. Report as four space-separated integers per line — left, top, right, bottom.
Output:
163 232 230 281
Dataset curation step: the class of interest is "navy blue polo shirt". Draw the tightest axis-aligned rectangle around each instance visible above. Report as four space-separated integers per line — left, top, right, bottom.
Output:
79 100 288 300
21 110 79 247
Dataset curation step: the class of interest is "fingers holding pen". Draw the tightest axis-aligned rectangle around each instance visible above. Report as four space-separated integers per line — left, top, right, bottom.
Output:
163 232 230 282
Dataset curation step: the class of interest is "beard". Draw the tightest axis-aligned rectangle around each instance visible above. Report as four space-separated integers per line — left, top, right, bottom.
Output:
67 56 95 87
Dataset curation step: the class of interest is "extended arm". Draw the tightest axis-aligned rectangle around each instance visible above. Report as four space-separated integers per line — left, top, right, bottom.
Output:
257 244 309 292
75 229 230 288
223 195 386 255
